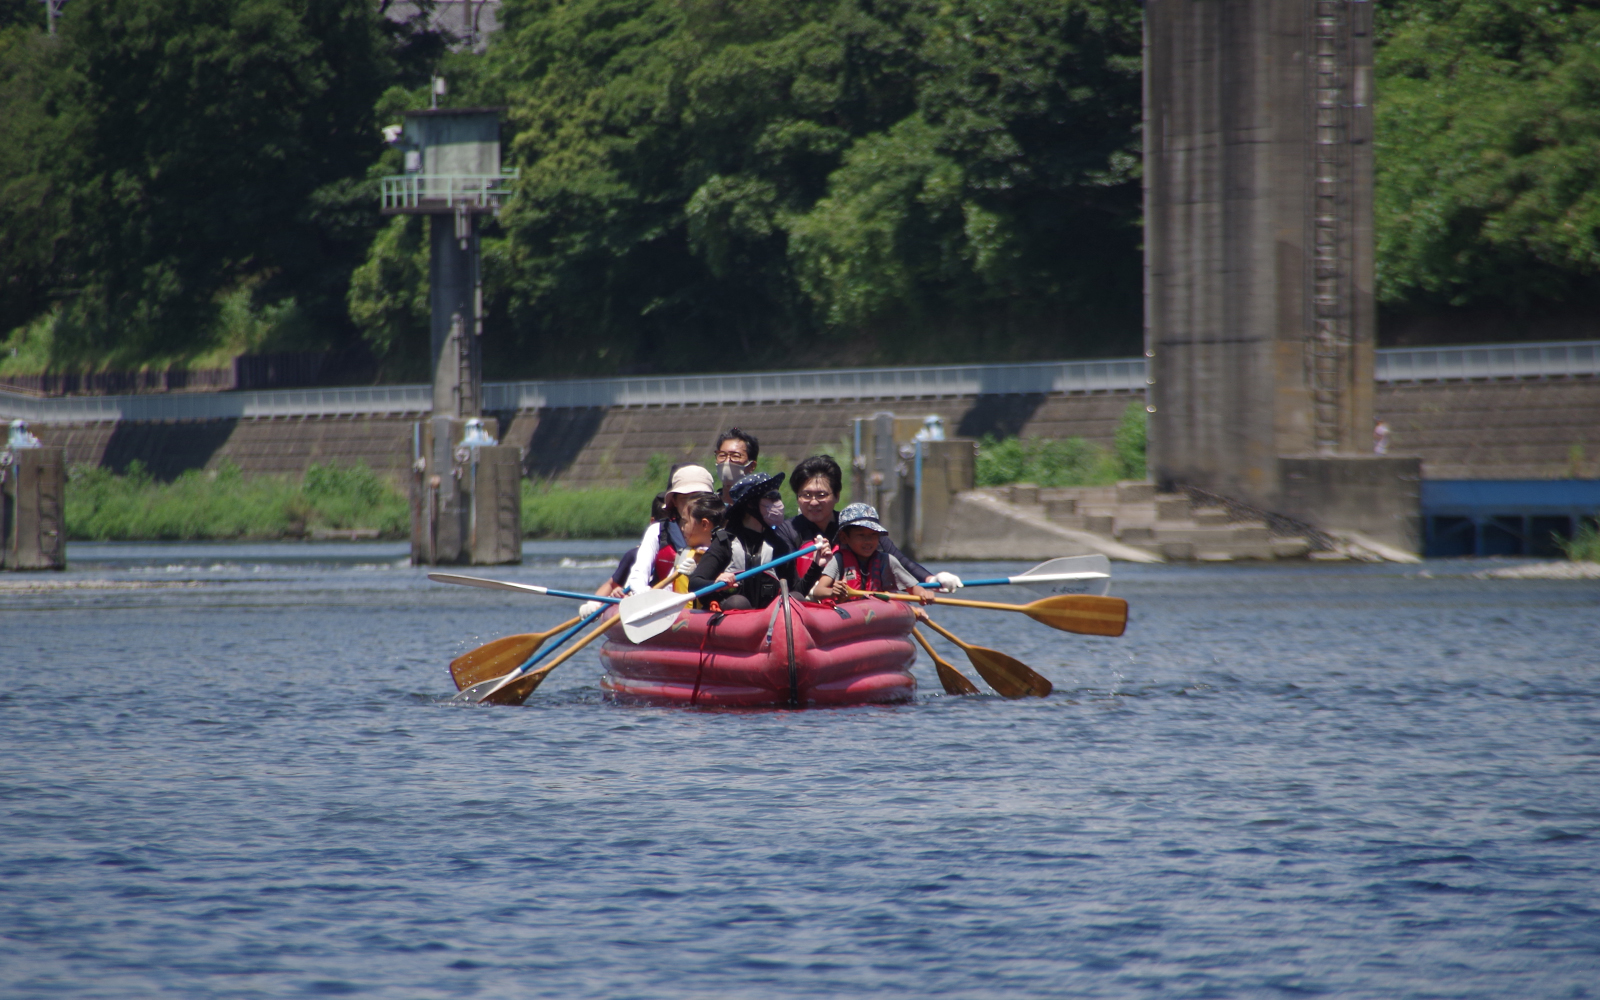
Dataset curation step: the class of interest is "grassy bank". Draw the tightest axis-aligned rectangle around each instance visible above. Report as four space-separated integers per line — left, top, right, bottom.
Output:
520 481 657 539
976 400 1147 488
66 461 409 541
1562 521 1600 562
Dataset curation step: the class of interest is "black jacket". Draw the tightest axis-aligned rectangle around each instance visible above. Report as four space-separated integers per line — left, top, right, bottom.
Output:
689 522 824 609
779 511 934 582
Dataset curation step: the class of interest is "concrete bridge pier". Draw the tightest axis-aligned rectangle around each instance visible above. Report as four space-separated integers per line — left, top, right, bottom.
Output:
1144 0 1420 552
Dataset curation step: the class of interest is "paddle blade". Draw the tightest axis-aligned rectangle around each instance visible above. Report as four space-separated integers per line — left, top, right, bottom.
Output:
619 589 692 643
449 633 542 690
912 628 979 696
965 645 1053 699
451 668 545 706
1013 555 1111 595
1023 595 1129 637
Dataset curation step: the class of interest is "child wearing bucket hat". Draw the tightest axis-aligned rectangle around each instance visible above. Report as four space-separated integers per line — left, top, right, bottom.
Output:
809 503 934 605
686 471 827 611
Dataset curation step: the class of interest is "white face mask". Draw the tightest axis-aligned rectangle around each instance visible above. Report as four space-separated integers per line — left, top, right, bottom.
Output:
718 461 751 485
760 497 786 527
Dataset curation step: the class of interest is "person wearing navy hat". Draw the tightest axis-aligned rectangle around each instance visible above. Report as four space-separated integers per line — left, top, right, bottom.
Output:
686 470 826 610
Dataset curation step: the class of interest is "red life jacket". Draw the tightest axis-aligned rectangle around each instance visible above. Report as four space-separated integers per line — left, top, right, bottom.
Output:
650 520 681 585
834 546 897 596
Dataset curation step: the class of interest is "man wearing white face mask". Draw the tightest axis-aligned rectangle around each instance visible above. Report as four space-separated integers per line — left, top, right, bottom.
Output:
713 427 758 501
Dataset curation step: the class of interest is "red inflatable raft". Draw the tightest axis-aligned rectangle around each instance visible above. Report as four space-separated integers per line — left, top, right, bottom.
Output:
599 596 917 708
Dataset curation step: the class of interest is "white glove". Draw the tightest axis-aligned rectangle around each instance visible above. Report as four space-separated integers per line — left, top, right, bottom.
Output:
578 600 604 618
673 549 700 576
932 571 963 593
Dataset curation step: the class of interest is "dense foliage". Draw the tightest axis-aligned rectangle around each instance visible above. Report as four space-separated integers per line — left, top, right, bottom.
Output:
7 0 1600 381
353 0 1146 375
1374 0 1600 313
1 0 444 370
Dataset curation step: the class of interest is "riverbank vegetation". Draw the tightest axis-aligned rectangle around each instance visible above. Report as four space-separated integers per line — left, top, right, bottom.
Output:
65 461 409 541
1561 521 1600 563
975 400 1146 488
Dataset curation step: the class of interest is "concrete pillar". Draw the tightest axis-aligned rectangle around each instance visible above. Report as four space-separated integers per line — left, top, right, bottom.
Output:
1145 0 1417 551
1 447 66 571
411 209 515 565
410 417 521 566
429 210 482 422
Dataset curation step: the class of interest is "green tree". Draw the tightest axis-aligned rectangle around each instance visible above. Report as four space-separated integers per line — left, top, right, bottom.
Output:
417 0 1143 378
1375 0 1600 311
0 0 447 367
0 24 63 334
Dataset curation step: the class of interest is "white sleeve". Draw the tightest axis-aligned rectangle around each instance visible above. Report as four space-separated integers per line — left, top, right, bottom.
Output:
624 524 662 594
820 555 843 579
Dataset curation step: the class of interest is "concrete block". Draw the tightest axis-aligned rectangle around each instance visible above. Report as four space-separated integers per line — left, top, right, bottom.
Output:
1009 484 1040 506
1192 507 1230 526
1116 481 1155 504
1155 496 1190 521
1160 541 1194 561
1044 499 1077 518
1278 455 1422 554
1083 515 1115 534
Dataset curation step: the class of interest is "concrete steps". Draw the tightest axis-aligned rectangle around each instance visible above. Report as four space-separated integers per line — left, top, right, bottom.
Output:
988 482 1313 562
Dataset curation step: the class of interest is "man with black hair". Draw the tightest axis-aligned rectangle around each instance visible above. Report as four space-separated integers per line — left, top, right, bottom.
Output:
714 428 759 498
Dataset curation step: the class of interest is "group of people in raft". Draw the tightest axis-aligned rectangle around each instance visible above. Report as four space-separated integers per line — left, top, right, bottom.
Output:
577 427 964 620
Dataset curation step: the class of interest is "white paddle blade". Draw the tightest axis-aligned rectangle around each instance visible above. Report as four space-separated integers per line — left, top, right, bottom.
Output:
619 589 692 643
450 674 509 703
428 573 548 597
1013 555 1112 596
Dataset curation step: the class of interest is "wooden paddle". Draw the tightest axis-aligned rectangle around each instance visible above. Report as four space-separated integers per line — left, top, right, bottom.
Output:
919 616 1053 699
911 627 980 696
845 588 1127 638
474 612 617 705
462 574 684 705
449 616 582 691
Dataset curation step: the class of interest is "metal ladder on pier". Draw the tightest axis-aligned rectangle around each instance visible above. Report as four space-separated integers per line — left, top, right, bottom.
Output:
1308 0 1355 453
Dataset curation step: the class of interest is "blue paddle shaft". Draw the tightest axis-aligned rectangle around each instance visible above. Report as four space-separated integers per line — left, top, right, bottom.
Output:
545 587 619 604
510 603 610 677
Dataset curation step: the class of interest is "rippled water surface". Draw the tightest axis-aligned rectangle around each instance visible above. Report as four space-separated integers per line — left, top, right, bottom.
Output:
3 542 1598 998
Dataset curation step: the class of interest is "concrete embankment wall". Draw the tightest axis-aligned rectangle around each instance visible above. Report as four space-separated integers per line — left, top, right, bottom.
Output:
501 393 1139 487
26 379 1600 484
37 417 417 481
1381 380 1600 479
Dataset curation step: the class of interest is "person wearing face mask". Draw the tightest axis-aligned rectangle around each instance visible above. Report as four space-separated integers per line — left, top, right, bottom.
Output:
776 454 962 593
687 471 824 611
713 428 759 499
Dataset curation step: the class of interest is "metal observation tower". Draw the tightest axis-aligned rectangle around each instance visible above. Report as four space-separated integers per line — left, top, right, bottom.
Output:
382 107 522 566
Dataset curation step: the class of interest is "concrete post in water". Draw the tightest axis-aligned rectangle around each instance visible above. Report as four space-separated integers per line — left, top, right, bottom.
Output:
382 106 521 565
1 444 66 571
1144 0 1420 551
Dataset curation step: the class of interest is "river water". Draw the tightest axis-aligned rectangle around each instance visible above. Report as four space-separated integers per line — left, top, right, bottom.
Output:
2 542 1597 999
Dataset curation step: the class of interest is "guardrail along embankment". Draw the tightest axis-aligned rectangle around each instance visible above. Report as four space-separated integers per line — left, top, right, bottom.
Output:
4 342 1597 483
